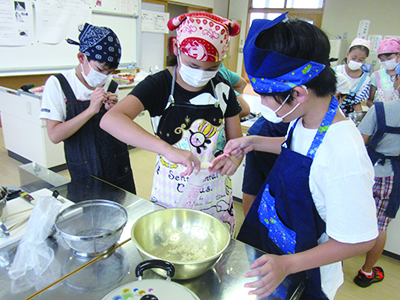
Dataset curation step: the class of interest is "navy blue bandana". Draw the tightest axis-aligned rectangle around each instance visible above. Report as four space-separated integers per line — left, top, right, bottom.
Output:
244 12 325 94
67 23 121 65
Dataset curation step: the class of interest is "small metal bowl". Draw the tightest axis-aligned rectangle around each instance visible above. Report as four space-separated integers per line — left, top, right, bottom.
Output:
55 200 127 258
348 111 367 126
131 208 231 280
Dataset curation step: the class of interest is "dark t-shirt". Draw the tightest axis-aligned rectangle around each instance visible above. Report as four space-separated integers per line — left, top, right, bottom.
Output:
129 68 241 119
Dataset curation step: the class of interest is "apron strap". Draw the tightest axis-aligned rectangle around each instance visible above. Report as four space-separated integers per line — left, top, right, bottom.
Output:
107 80 118 93
368 102 386 150
54 73 78 104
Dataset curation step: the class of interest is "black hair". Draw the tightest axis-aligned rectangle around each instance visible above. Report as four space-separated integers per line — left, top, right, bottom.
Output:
378 52 399 60
87 56 119 70
166 55 178 67
342 45 370 64
255 18 336 104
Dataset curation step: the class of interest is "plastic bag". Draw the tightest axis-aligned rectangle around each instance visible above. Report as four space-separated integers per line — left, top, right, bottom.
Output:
177 169 210 209
8 196 62 280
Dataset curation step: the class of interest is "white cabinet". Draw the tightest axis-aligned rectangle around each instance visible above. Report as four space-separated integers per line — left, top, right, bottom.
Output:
0 87 65 168
118 85 154 135
385 214 400 256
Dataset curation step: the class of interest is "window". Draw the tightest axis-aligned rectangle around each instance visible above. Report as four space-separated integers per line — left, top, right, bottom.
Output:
251 0 323 9
248 0 325 28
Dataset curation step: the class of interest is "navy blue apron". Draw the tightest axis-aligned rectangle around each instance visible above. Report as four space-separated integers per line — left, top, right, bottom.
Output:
366 101 400 218
55 74 136 194
237 97 340 300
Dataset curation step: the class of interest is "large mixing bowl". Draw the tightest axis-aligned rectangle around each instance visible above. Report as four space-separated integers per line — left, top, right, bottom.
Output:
55 200 127 257
131 208 231 280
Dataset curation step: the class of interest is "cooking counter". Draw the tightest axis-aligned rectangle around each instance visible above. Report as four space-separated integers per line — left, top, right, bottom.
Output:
0 169 305 300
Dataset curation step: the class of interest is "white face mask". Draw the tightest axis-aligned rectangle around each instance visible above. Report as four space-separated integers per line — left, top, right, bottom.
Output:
347 60 363 71
81 56 109 88
260 94 300 123
380 57 398 71
178 55 218 87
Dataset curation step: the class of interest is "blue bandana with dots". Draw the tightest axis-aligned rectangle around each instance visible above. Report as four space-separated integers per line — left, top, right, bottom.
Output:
247 58 325 94
67 23 121 65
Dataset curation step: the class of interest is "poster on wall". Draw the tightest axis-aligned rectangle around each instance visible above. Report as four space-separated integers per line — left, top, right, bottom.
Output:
35 0 92 44
0 0 34 45
93 0 138 17
141 10 169 33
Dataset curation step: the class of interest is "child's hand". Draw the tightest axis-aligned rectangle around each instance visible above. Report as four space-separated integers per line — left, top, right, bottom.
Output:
163 147 201 176
223 136 255 160
244 254 289 299
209 154 239 176
104 92 118 110
89 87 107 114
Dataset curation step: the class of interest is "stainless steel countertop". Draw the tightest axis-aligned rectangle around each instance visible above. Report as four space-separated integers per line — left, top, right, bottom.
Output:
0 175 305 300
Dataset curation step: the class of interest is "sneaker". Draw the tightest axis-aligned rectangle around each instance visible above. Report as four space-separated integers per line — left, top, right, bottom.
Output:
354 267 384 288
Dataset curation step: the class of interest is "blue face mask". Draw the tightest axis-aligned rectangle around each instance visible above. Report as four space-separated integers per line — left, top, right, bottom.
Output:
396 61 400 75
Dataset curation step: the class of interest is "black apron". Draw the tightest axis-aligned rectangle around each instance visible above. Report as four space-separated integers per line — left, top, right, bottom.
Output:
366 101 400 218
55 74 136 194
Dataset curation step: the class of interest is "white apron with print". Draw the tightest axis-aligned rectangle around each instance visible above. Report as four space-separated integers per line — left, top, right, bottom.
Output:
150 69 236 235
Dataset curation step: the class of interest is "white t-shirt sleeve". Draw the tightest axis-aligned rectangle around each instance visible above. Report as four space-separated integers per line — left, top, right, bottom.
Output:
40 75 67 122
310 120 378 244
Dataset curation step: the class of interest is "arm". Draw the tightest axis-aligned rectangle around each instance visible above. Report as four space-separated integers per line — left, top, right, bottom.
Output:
232 76 247 95
237 95 251 118
362 133 371 145
223 135 285 160
46 87 107 144
244 238 376 298
367 85 377 107
210 114 244 176
100 94 200 175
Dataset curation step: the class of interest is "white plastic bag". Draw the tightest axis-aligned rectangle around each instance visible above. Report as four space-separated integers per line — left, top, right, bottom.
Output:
177 169 210 209
8 196 62 280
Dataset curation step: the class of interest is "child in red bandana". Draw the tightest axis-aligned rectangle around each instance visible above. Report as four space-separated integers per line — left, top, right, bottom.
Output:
101 12 242 234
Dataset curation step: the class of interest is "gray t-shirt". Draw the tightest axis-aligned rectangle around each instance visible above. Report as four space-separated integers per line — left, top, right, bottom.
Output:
358 99 400 177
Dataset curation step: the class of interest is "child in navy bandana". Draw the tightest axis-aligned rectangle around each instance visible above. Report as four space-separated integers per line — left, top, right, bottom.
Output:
223 13 378 300
40 23 135 194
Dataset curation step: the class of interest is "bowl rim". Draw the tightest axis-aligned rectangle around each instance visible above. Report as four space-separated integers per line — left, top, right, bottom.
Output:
130 208 231 265
55 199 128 241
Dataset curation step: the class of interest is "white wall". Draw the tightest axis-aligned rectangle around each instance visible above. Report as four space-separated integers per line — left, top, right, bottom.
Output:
322 0 400 68
223 0 400 76
170 0 214 9
227 0 249 75
213 0 229 18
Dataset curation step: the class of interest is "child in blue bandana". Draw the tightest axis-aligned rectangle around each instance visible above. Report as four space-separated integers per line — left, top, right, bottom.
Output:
40 23 135 194
224 13 378 300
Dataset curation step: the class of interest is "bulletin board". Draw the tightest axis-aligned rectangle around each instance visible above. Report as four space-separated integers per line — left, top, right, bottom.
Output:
0 0 139 76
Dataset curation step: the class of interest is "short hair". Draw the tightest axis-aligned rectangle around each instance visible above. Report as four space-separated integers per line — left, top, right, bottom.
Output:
255 18 337 104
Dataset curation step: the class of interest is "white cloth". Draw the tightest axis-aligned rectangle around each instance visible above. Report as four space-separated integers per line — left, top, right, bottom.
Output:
334 64 371 102
289 117 378 300
40 68 117 122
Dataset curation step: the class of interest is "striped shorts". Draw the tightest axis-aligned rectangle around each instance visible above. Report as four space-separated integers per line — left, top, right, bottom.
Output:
373 176 394 231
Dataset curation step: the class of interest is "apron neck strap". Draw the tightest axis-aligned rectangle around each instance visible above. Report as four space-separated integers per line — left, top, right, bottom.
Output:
168 65 218 107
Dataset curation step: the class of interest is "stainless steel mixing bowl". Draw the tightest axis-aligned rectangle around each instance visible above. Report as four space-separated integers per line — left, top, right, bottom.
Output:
131 208 231 280
55 200 127 257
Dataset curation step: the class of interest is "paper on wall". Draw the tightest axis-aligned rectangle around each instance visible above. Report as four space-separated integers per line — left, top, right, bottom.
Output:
0 0 34 46
35 0 91 44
